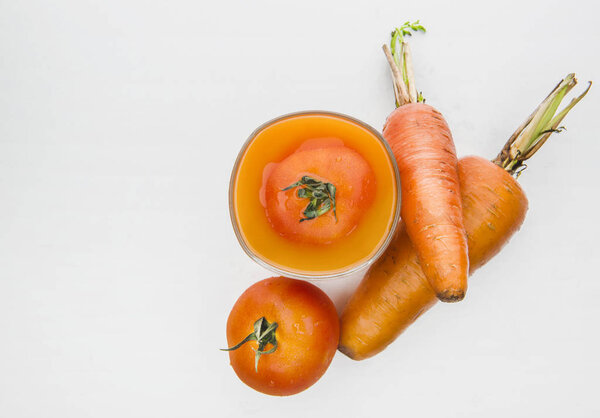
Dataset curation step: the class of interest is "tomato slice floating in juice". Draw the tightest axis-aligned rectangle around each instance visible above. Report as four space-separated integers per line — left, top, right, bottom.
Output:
263 140 376 245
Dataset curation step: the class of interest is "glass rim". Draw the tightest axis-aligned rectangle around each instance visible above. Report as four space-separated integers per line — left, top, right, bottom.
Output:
228 110 401 280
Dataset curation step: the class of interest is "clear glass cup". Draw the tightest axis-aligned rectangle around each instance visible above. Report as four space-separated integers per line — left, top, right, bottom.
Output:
229 111 401 280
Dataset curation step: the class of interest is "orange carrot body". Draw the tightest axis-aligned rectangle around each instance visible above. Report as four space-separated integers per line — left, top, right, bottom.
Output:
339 156 528 360
383 103 469 301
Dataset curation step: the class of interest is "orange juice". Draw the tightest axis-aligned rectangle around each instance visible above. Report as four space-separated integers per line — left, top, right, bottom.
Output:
230 112 400 278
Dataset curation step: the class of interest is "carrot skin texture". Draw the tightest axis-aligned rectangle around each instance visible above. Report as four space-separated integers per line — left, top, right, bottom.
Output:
339 156 529 360
384 103 469 302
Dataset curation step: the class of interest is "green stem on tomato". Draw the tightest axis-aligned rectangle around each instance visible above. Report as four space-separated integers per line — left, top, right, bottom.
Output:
221 317 278 372
282 176 338 223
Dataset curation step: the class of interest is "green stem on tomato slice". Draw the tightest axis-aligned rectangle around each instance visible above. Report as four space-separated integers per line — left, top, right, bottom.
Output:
221 317 278 372
282 176 338 223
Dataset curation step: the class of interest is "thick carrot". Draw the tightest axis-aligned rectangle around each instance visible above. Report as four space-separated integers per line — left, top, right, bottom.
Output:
383 23 469 302
339 156 527 359
339 74 591 360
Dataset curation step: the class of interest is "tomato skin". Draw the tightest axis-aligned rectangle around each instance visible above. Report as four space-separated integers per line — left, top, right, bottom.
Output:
225 277 339 396
264 144 376 245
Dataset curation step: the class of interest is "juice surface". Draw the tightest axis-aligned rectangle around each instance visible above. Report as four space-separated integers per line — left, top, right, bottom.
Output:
232 113 398 277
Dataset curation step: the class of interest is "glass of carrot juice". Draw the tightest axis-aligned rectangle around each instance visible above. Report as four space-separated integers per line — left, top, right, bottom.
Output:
229 111 400 279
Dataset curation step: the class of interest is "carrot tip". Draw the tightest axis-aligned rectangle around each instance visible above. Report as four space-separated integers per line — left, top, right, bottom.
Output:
437 289 466 303
338 344 358 360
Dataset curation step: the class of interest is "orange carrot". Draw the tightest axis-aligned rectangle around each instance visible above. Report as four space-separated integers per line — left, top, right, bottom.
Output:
339 74 591 360
382 22 469 302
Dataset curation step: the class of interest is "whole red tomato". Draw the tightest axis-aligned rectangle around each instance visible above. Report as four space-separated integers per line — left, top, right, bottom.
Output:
223 277 339 396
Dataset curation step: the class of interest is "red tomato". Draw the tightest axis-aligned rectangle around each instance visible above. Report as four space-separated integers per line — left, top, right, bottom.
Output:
263 144 376 245
224 277 339 396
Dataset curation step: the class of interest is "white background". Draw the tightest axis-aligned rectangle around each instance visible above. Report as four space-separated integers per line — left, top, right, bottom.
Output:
1 0 599 417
